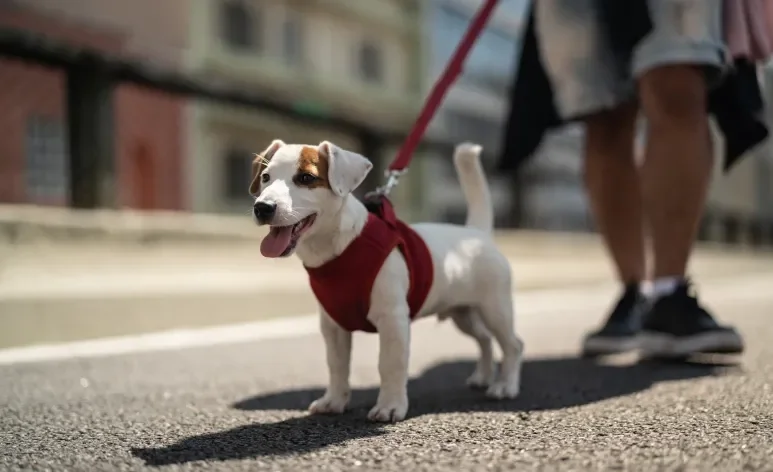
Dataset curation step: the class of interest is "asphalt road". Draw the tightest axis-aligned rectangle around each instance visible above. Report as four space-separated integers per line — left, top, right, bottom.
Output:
1 274 772 471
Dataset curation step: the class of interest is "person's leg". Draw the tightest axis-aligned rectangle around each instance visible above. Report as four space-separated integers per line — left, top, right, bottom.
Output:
534 0 651 356
580 104 652 356
584 103 645 285
634 0 744 357
638 66 711 282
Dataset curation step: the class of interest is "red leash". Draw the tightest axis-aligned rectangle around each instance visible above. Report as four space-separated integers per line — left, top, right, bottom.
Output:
369 0 501 197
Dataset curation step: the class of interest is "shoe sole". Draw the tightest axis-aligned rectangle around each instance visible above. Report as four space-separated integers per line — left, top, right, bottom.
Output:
582 335 641 356
639 331 745 358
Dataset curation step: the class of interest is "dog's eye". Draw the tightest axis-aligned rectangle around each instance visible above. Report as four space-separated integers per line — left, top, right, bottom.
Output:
297 173 317 185
261 173 270 183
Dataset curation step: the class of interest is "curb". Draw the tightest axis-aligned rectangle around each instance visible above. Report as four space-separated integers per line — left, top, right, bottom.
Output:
2 262 772 350
0 276 615 351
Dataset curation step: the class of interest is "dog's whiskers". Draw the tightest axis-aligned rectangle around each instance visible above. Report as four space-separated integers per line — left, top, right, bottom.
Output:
253 153 271 168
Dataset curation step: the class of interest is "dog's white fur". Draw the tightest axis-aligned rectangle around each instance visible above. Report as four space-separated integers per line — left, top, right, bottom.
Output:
252 140 524 422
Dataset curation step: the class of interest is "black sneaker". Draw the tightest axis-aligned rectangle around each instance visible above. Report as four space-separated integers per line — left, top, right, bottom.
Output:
581 283 649 356
640 280 745 358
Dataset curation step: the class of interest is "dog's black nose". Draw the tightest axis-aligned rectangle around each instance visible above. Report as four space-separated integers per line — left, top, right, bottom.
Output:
253 201 277 221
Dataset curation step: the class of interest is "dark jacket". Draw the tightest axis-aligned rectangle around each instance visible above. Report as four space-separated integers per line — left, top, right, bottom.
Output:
498 0 769 173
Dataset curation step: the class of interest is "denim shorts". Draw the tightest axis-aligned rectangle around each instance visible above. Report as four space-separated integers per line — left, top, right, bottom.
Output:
534 0 727 120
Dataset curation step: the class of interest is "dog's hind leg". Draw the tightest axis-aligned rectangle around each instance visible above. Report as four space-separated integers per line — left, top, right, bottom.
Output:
449 308 495 389
476 293 524 400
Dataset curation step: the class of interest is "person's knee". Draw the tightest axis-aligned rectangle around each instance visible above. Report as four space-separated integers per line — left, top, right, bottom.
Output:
638 65 707 124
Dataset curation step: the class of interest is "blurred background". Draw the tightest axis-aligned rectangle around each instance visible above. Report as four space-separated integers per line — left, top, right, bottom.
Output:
2 0 773 230
1 0 773 348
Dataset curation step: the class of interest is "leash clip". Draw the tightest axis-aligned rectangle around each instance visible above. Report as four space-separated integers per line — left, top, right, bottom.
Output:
366 169 407 199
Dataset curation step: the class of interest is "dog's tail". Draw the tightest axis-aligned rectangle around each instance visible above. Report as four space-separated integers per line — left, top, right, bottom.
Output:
453 142 493 233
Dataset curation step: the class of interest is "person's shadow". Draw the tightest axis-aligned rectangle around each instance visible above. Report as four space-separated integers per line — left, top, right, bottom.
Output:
132 355 739 467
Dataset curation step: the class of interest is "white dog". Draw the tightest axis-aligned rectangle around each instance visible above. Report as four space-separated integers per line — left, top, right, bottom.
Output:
250 140 523 422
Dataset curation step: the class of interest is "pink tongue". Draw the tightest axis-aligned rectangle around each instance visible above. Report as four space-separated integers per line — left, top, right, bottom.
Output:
260 226 293 257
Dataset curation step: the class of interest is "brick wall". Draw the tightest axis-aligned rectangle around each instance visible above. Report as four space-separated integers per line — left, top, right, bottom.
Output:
115 85 185 210
0 5 185 210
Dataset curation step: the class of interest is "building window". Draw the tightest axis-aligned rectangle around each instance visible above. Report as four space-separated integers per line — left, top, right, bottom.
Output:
282 11 304 65
25 116 69 202
223 147 253 199
444 111 502 155
431 5 517 82
220 0 260 51
357 41 383 83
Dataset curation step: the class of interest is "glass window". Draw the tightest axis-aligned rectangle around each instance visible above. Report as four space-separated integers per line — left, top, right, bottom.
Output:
220 0 260 51
282 11 304 65
358 41 384 83
223 147 253 200
429 5 520 84
25 116 69 201
496 0 530 18
444 110 504 155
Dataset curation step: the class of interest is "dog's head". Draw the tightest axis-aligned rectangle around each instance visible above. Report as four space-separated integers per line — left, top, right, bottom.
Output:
249 139 373 258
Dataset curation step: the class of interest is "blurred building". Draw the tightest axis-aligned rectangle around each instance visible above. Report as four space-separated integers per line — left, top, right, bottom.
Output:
759 64 773 219
2 0 771 236
0 0 189 210
705 64 773 225
186 0 424 214
416 0 589 229
419 0 525 223
518 126 590 231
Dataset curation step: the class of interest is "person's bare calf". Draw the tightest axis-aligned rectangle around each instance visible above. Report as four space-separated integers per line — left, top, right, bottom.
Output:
639 65 712 280
585 103 646 285
581 103 651 357
637 65 744 358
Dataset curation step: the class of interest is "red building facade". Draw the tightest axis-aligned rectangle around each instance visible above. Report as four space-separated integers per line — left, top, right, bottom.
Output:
0 5 185 210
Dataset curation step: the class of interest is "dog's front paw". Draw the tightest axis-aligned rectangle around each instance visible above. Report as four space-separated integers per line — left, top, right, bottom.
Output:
485 378 520 400
308 391 350 415
367 394 408 423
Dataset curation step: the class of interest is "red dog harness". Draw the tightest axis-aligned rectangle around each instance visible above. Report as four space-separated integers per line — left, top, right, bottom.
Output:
304 201 433 333
302 0 500 332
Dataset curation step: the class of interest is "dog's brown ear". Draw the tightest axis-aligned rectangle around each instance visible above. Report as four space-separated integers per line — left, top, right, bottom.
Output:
249 139 285 195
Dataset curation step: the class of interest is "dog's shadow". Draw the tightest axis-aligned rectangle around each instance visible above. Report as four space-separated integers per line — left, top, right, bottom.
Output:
131 356 739 466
